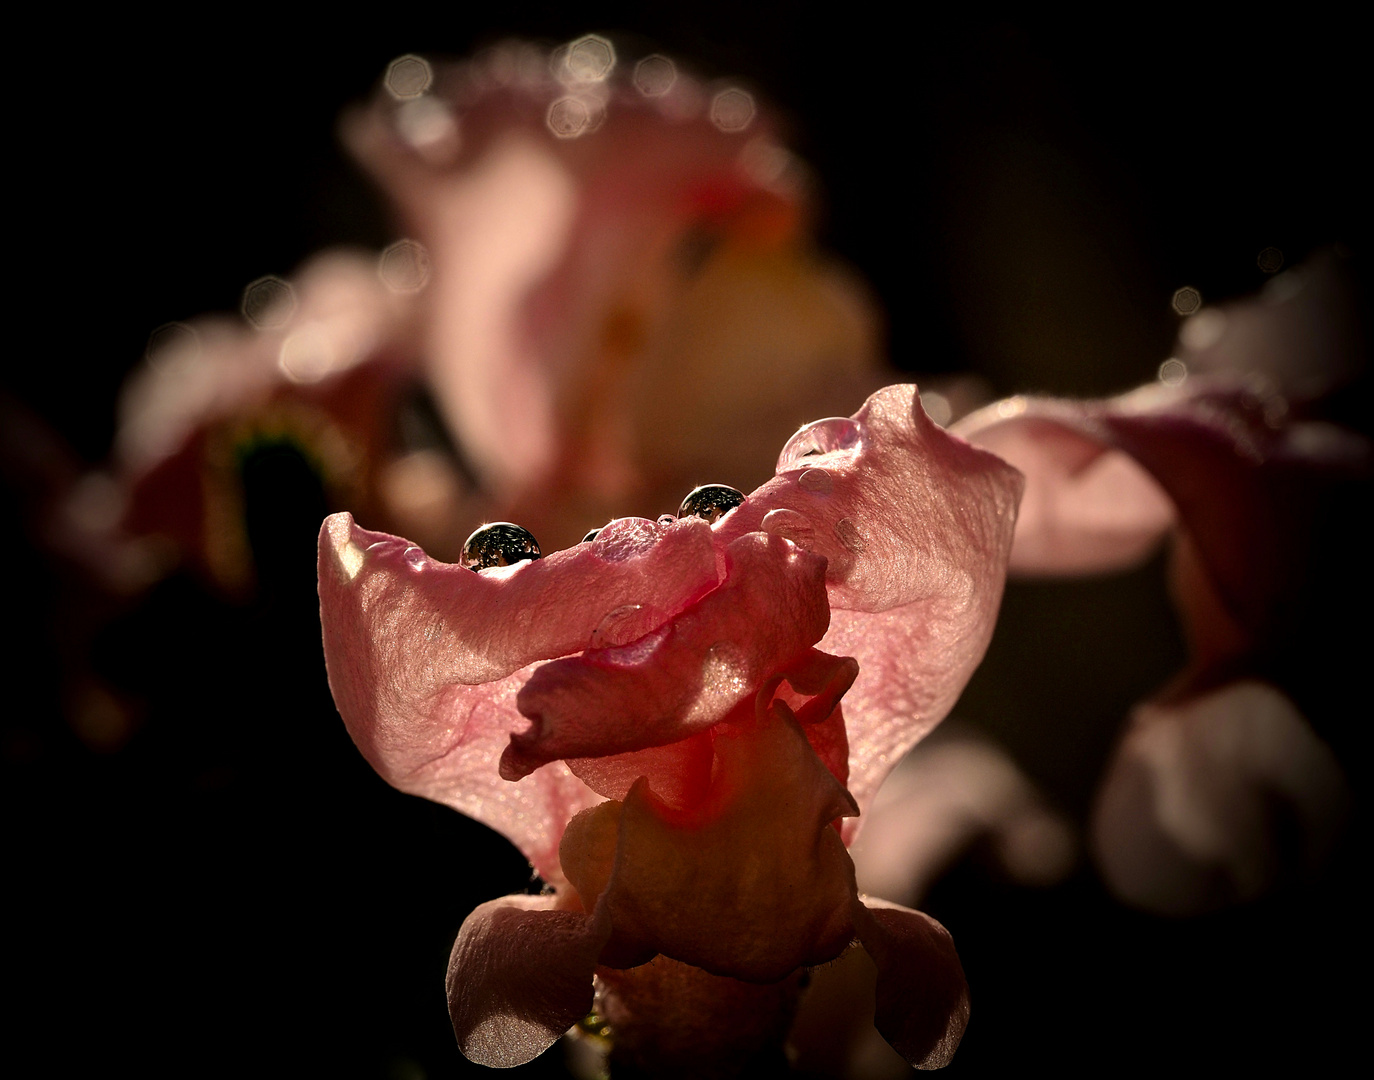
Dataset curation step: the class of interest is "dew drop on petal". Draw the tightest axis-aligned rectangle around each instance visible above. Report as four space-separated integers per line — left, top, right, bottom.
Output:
797 468 833 494
582 528 602 544
591 603 670 649
761 507 814 549
835 518 866 554
658 514 677 528
403 546 426 570
678 484 745 523
461 522 542 570
777 417 861 472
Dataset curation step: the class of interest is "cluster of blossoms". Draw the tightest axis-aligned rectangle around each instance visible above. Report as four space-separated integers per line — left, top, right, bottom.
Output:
319 385 1022 1072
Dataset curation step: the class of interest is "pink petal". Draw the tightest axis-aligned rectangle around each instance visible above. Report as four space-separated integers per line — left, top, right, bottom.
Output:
955 381 1372 648
1092 680 1350 916
717 384 1024 826
317 511 721 877
563 699 860 984
951 403 1176 574
446 893 610 1068
505 531 829 779
854 897 970 1069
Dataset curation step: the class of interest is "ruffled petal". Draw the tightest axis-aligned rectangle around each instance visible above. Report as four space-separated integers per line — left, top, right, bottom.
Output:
951 403 1175 574
718 385 1023 825
505 531 829 779
446 893 610 1068
854 897 970 1070
562 699 859 983
318 511 721 876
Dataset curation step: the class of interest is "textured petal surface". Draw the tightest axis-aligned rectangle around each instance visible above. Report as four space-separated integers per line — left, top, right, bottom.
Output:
446 893 609 1068
855 897 970 1070
318 511 722 876
562 700 859 983
718 384 1023 824
506 532 829 778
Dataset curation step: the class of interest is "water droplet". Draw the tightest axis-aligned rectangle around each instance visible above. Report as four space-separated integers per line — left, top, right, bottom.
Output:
710 87 756 132
384 55 433 100
547 96 594 139
835 518 866 554
634 54 676 97
1171 286 1202 316
777 417 861 472
591 603 668 649
678 484 745 523
378 239 431 293
592 518 659 562
403 546 426 570
1158 358 1188 387
461 522 541 571
761 508 813 549
658 514 677 527
559 35 616 83
797 468 833 494
995 396 1027 420
241 275 296 329
582 528 602 544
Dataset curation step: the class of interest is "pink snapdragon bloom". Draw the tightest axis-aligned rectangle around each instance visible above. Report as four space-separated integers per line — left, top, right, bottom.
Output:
97 41 882 592
318 385 1021 1072
952 254 1368 913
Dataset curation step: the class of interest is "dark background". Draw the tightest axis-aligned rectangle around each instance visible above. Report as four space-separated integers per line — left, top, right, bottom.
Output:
6 8 1366 1077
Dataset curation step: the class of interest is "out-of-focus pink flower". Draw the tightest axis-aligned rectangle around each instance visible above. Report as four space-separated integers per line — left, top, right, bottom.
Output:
953 253 1368 914
344 41 884 552
318 385 1021 1072
95 41 884 596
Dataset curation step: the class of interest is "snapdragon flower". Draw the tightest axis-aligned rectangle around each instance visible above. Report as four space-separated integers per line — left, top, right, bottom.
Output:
953 253 1368 913
318 384 1021 1072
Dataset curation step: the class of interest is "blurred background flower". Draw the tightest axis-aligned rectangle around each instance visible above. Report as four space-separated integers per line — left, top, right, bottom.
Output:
5 8 1367 1078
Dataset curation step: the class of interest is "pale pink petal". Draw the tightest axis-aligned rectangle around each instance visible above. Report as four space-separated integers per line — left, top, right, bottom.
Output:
852 730 1076 906
718 384 1024 826
446 893 610 1068
854 898 970 1070
504 531 829 778
562 701 859 983
318 511 722 876
951 404 1176 574
1092 680 1351 916
565 731 715 808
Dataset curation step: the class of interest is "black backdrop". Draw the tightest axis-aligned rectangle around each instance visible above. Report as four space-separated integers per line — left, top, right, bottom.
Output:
6 8 1367 1077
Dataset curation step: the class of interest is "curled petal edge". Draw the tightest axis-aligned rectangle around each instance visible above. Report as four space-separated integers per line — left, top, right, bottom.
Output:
446 893 611 1068
854 897 970 1070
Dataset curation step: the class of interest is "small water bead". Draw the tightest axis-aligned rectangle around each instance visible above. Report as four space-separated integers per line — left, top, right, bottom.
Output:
835 518 866 554
797 468 833 494
402 546 426 570
582 528 602 543
761 508 814 550
658 514 677 528
590 603 669 649
461 522 542 571
777 417 861 472
678 484 745 524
